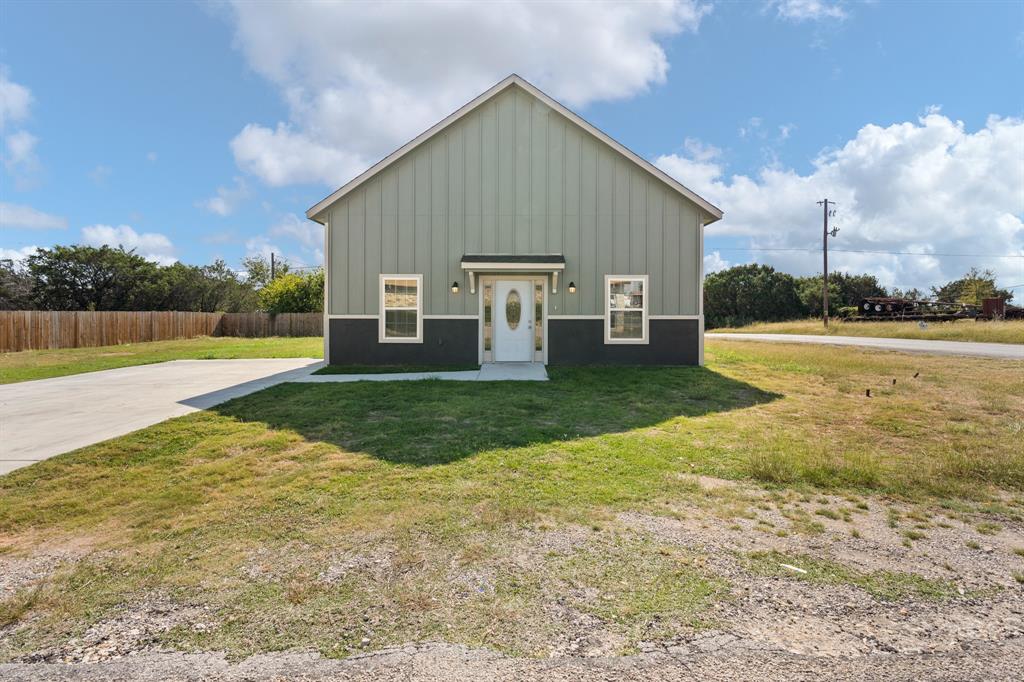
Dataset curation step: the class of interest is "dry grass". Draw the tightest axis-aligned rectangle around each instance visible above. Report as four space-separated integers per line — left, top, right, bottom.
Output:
709 319 1024 344
0 340 1021 660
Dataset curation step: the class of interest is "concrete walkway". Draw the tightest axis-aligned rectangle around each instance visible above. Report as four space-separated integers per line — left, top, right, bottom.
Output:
708 333 1024 360
294 362 549 383
0 359 321 475
0 360 550 475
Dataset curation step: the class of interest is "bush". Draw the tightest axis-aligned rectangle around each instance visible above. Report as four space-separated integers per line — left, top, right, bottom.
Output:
704 264 804 329
257 270 324 313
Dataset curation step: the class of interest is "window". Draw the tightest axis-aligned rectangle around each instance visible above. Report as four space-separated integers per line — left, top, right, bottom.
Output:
483 283 493 354
534 282 543 353
605 275 648 344
380 274 422 343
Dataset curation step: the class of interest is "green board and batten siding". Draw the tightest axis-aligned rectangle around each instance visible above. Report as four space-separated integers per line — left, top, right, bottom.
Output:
326 84 702 318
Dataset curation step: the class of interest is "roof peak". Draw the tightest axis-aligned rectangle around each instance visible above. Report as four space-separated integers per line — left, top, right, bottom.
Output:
306 74 722 224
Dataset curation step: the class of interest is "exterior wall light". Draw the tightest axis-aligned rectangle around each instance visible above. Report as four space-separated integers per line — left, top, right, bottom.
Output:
451 281 460 294
568 281 577 294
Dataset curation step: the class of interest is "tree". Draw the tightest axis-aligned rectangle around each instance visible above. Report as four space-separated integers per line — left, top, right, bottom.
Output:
703 264 804 328
25 245 164 310
257 270 324 313
198 260 259 312
151 260 257 312
0 258 34 310
242 255 291 290
888 287 925 301
931 267 1013 305
795 272 888 316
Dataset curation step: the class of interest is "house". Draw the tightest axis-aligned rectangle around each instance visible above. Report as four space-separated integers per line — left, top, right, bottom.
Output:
306 75 722 367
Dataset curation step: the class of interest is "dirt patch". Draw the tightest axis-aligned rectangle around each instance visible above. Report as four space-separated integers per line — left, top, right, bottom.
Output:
0 535 102 596
678 474 740 491
618 489 1024 658
17 596 216 665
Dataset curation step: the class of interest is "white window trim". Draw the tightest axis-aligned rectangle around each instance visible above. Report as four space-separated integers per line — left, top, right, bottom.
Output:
379 274 423 343
604 274 649 345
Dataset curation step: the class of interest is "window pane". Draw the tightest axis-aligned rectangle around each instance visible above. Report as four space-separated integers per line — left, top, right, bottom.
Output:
483 282 491 350
535 283 543 351
384 310 417 338
505 289 522 330
609 310 643 339
384 279 418 308
608 279 644 310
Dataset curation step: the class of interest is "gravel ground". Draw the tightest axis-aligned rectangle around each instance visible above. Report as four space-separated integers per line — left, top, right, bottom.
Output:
3 481 1022 680
1 640 1022 681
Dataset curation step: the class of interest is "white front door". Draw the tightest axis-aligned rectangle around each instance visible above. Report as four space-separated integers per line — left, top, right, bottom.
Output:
494 280 533 362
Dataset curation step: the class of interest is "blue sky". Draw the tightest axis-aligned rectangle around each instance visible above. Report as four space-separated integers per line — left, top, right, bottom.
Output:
2 0 1022 293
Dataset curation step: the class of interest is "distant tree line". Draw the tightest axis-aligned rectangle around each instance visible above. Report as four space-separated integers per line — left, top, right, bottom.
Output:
703 264 1013 329
1 245 1012 324
0 245 324 313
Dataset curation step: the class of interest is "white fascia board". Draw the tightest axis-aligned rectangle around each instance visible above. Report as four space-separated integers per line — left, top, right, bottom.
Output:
459 261 565 271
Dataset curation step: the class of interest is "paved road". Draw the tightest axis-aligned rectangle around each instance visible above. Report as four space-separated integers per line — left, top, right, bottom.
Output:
707 333 1024 360
0 359 321 475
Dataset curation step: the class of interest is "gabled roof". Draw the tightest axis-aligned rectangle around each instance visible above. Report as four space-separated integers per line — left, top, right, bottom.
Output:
306 74 723 225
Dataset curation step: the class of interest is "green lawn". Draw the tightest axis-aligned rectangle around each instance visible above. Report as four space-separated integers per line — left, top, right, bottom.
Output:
709 318 1024 344
0 336 322 384
0 340 1021 660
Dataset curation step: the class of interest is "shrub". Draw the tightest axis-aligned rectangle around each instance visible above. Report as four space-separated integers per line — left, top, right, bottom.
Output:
257 270 324 313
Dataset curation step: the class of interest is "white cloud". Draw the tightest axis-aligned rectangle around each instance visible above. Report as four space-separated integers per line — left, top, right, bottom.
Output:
81 224 177 266
1 68 43 189
270 213 322 254
767 0 847 22
0 66 32 129
198 177 249 216
739 117 762 139
245 213 324 267
4 129 41 187
0 202 67 230
682 137 721 162
656 113 1024 292
223 0 711 187
87 164 112 186
703 250 731 274
146 151 158 163
0 245 38 263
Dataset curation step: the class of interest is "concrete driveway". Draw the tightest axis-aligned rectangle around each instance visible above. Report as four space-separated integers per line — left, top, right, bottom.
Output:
0 359 321 475
708 333 1024 360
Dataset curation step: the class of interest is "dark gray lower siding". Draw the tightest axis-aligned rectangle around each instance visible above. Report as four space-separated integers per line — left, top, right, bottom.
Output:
328 318 478 365
328 317 698 366
547 318 700 365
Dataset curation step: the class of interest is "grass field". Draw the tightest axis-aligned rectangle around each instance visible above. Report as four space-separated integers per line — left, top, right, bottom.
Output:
708 319 1024 344
1 339 1021 661
0 336 323 384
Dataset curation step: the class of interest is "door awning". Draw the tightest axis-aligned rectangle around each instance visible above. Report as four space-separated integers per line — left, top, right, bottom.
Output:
460 254 565 270
459 254 566 293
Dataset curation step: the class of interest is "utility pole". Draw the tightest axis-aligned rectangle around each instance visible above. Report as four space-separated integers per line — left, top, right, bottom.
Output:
270 252 276 280
817 199 838 328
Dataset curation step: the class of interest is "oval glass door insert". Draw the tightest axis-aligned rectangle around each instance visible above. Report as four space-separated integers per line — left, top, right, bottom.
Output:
505 289 522 330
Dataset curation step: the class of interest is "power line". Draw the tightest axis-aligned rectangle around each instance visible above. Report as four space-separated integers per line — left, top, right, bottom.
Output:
713 247 1024 259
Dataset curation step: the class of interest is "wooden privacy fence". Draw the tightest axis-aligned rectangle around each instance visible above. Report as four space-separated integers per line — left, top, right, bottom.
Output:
216 312 323 338
0 311 323 352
